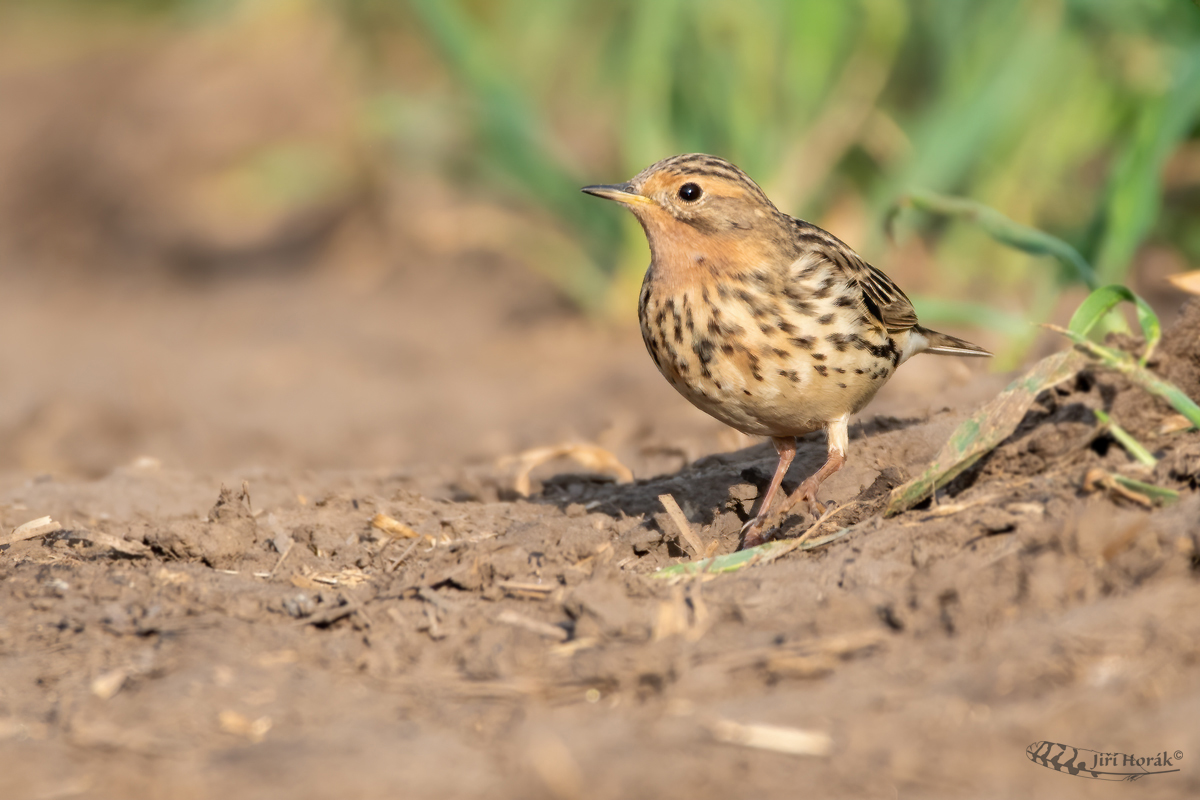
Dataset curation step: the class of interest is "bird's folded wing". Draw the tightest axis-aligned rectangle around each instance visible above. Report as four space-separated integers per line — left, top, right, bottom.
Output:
844 256 918 333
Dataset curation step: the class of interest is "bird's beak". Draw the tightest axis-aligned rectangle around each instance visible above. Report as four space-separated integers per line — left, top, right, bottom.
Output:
581 182 652 207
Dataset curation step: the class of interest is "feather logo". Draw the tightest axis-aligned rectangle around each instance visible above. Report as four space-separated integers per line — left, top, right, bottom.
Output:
1027 741 1182 781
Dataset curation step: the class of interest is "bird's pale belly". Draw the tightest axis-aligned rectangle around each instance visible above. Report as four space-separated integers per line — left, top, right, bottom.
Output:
651 336 889 437
639 282 901 438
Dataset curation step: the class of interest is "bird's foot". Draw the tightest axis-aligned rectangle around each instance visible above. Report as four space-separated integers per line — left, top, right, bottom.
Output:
774 475 827 521
740 512 772 549
793 476 826 518
741 523 768 550
740 479 829 550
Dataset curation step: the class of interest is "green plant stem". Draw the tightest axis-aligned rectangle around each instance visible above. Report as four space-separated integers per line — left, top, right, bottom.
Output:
1093 409 1157 467
884 349 1086 516
896 189 1097 289
1049 325 1200 429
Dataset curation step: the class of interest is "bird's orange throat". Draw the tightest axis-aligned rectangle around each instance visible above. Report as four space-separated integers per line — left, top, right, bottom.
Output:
638 216 788 297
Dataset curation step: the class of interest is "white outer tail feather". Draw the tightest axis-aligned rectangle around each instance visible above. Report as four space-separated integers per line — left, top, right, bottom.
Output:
912 325 992 358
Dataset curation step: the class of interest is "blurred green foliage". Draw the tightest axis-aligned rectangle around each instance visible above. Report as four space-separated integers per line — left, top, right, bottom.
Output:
9 0 1200 341
376 0 1200 330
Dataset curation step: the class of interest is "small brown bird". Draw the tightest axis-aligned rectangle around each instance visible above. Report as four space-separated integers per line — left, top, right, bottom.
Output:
584 154 990 548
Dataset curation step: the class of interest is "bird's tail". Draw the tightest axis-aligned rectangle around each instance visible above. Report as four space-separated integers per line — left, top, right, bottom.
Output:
914 325 992 357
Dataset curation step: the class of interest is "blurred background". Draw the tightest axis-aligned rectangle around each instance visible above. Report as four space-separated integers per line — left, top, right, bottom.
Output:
0 0 1196 478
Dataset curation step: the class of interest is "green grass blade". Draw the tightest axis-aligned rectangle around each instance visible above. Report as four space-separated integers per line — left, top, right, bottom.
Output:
621 0 683 168
1094 47 1200 285
1110 473 1180 506
1067 284 1161 364
653 524 858 579
1093 409 1157 467
654 546 773 578
896 189 1097 289
872 5 1056 232
1125 367 1200 430
1050 324 1200 428
405 0 621 311
884 349 1086 516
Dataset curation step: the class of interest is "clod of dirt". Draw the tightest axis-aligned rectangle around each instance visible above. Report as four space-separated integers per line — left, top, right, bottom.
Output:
564 576 651 640
1157 437 1200 490
858 466 906 502
1110 297 1200 435
142 484 259 569
617 519 662 557
1158 297 1200 398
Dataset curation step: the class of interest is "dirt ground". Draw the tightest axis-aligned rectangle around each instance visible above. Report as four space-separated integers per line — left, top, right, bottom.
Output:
2 25 1200 800
1 245 1198 799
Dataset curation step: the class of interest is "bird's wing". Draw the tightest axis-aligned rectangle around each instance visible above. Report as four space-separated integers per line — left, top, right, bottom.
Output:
845 255 919 333
787 219 919 332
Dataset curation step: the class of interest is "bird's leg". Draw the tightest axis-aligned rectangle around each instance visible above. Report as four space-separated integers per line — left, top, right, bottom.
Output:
774 413 850 521
740 436 795 549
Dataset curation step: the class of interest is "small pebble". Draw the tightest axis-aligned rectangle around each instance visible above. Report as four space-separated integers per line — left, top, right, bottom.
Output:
282 593 317 618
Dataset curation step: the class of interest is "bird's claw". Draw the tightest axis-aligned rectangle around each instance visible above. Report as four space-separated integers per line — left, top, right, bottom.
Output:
739 490 827 550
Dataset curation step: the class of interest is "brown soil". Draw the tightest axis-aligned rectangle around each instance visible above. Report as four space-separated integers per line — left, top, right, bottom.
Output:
3 25 1200 799
2 252 1198 799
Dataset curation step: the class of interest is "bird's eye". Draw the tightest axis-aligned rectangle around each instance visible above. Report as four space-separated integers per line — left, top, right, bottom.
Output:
678 182 703 202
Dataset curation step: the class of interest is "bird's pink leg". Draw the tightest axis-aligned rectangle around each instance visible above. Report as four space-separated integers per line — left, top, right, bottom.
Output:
740 436 795 549
774 413 850 521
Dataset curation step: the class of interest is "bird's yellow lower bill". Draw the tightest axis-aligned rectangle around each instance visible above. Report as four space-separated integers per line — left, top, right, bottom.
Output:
580 183 652 206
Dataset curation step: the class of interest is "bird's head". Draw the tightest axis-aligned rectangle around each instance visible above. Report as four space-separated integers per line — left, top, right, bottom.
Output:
582 154 788 264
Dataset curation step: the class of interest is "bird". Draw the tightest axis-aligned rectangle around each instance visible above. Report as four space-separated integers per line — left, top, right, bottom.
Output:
582 154 991 549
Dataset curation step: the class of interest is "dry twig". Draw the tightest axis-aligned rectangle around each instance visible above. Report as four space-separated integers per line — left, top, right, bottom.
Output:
658 493 705 557
707 718 832 757
371 513 420 538
500 443 633 496
0 516 62 547
496 610 569 641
